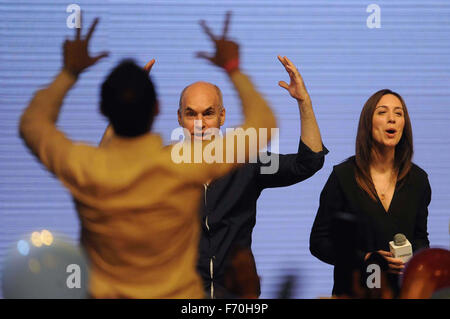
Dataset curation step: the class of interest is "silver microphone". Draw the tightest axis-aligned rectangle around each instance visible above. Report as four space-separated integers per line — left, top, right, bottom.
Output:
389 233 413 263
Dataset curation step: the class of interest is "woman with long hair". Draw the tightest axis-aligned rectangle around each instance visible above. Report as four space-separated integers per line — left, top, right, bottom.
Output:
310 89 431 297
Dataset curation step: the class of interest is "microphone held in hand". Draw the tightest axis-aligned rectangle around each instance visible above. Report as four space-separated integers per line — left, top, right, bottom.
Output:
394 233 406 246
389 233 413 263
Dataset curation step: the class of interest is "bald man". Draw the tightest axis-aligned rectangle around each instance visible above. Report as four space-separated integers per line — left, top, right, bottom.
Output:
177 82 225 142
176 55 328 298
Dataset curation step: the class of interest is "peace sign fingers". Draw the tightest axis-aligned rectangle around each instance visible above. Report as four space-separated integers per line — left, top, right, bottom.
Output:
200 19 217 42
197 12 239 71
221 11 232 40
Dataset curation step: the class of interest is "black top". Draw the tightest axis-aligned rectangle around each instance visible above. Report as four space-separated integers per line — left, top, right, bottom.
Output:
198 139 328 298
310 156 431 295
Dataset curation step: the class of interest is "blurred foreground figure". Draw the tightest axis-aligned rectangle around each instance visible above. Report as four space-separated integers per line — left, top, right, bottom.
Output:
2 231 89 299
329 247 450 299
223 246 260 299
344 252 394 299
18 13 276 298
400 248 450 299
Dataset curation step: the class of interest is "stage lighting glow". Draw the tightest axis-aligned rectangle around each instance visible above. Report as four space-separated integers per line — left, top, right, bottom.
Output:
40 230 53 246
31 231 42 247
17 240 30 256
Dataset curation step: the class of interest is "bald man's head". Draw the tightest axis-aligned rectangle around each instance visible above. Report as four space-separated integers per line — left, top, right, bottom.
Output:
178 81 223 111
177 81 226 140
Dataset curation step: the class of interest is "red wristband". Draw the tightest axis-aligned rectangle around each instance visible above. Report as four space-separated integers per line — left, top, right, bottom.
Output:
223 58 239 74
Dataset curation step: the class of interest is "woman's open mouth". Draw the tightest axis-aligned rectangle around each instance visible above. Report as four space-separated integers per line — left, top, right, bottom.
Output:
385 128 397 138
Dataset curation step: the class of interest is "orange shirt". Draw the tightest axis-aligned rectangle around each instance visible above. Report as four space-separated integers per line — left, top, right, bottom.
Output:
19 69 276 298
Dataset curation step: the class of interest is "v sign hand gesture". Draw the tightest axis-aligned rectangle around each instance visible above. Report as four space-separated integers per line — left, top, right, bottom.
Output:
196 12 240 73
63 12 109 77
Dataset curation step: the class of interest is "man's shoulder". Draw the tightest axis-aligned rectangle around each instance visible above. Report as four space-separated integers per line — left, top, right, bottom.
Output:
210 162 256 188
229 162 257 179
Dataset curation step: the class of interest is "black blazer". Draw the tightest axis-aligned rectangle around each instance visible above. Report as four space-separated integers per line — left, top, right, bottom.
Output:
310 156 431 295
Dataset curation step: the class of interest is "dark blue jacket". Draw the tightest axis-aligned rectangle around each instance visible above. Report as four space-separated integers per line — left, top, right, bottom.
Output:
197 139 328 298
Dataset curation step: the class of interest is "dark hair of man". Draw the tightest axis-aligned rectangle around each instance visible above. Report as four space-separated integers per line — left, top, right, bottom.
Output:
100 59 157 137
354 89 413 201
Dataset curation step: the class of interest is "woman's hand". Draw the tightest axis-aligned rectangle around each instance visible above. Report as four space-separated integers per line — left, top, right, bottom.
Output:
365 250 405 275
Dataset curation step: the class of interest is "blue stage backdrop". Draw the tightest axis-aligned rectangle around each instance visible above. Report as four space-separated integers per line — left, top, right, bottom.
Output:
0 0 449 298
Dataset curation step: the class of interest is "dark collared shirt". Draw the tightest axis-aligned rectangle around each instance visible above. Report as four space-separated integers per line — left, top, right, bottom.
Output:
197 139 328 298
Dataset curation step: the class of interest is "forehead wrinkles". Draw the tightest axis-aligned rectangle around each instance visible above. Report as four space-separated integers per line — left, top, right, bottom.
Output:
179 82 223 111
184 104 220 114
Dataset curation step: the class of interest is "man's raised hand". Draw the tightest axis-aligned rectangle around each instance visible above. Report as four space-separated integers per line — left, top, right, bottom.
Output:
63 13 109 77
196 11 239 72
278 55 311 105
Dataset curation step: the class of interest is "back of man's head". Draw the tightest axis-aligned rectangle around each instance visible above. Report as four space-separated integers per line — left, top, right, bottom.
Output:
100 59 157 137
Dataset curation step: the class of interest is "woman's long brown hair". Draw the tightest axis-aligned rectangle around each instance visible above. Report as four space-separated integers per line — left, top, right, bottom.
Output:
355 89 413 201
